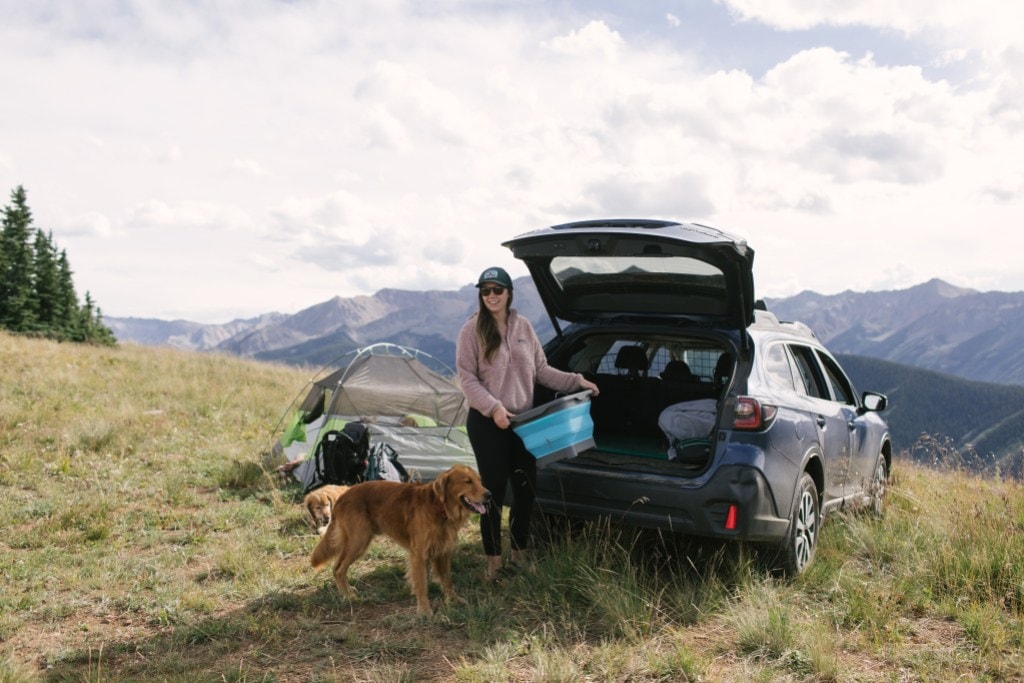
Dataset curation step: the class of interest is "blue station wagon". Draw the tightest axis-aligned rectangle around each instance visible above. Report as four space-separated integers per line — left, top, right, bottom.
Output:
504 219 892 574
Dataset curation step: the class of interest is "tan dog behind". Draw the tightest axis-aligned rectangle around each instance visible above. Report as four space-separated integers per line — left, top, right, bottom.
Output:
303 485 350 535
310 464 490 615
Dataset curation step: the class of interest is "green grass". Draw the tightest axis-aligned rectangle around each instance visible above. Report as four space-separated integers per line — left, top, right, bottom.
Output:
1 331 1022 681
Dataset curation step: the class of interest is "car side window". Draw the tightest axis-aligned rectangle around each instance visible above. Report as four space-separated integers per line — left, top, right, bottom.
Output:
788 345 828 399
764 343 798 392
816 351 856 405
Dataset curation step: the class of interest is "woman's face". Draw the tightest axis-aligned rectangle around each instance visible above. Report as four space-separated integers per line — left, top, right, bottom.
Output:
479 281 509 316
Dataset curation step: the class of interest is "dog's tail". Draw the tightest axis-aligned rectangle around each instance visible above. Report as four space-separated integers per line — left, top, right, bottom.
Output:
310 521 340 569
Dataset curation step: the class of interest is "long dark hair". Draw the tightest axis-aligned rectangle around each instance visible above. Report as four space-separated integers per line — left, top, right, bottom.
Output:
475 289 513 362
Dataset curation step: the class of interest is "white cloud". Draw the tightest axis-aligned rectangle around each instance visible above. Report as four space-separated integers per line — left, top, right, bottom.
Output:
2 0 1023 323
60 211 117 239
581 172 715 217
720 0 1021 47
719 0 1024 82
121 200 253 233
545 20 625 60
353 61 492 147
359 104 412 151
232 159 270 177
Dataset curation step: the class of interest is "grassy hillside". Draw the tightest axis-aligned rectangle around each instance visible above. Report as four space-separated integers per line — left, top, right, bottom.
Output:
2 332 1022 682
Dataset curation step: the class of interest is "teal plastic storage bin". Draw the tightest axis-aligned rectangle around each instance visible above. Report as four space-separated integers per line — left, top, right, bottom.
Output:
511 390 594 467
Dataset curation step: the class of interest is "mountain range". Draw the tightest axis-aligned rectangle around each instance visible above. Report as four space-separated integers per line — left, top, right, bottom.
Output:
107 277 1024 386
765 278 1024 387
105 277 1024 468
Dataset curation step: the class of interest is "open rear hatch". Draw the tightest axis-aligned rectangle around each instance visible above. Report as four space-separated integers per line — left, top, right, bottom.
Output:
502 219 756 335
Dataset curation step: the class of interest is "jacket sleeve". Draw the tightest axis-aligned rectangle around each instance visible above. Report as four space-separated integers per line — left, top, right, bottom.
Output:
528 320 584 394
455 317 503 417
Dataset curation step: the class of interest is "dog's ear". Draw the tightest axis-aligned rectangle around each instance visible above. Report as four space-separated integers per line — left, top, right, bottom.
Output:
431 469 450 503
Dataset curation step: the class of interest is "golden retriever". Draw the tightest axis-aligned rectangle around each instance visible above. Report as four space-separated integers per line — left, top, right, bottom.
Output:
310 464 490 615
303 485 351 535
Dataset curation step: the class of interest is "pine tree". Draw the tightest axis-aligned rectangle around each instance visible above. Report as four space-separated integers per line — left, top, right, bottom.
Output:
1 186 116 346
32 229 62 336
55 248 79 339
0 185 37 331
77 291 116 344
87 299 117 346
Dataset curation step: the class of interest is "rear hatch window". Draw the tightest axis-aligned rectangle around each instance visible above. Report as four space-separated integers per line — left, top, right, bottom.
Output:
547 253 729 317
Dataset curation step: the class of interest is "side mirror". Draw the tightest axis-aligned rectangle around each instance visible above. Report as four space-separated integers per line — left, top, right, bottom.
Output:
861 391 888 412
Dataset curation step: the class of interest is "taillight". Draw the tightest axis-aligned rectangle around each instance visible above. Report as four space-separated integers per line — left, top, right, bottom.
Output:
733 396 777 430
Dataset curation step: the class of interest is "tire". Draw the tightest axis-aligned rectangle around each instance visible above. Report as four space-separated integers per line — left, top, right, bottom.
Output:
867 453 888 518
773 472 820 576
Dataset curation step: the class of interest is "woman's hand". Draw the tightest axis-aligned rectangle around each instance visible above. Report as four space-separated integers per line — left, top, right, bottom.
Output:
492 405 514 429
580 378 600 397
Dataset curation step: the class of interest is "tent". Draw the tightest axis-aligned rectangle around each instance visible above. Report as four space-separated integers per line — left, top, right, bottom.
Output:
270 343 476 484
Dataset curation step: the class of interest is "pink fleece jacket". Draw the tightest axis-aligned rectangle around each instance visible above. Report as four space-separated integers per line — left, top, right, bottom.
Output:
456 309 584 417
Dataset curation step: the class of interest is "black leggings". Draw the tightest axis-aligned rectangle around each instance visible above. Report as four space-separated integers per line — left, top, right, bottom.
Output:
466 408 537 556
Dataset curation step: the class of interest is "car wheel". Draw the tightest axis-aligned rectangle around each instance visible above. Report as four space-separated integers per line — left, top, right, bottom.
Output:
868 453 888 517
774 472 819 576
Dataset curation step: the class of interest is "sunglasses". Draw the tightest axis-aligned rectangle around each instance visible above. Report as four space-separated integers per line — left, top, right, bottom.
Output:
479 286 506 296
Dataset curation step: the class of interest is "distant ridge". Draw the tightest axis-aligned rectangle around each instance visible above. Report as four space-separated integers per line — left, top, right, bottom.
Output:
108 277 1024 386
765 278 1024 386
836 354 1024 475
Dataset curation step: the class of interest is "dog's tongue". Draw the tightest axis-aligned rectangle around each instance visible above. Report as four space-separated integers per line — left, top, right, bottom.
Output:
462 496 488 514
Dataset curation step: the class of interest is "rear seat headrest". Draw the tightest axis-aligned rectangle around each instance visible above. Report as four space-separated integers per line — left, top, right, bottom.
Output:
661 359 696 382
614 346 649 372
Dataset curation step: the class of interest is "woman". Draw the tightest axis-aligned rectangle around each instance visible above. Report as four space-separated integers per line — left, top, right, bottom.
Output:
456 266 599 581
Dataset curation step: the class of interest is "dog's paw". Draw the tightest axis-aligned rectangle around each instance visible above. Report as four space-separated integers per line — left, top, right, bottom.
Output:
332 579 357 600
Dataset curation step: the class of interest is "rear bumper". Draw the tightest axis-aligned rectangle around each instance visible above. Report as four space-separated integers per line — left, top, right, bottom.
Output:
534 463 790 542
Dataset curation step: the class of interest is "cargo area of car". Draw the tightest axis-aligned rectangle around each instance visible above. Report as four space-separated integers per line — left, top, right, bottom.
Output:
538 334 733 473
589 433 666 459
549 425 716 476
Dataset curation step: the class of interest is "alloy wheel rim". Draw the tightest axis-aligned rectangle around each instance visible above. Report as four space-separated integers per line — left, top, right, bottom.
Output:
872 459 887 514
793 490 817 572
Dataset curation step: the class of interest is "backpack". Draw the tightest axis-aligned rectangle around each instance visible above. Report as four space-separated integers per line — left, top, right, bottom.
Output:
365 442 411 483
305 422 370 493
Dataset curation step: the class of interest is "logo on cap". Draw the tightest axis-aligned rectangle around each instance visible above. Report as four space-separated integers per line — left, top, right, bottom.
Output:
483 269 499 280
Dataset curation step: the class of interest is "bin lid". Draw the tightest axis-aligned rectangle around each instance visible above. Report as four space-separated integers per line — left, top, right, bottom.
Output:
510 390 592 425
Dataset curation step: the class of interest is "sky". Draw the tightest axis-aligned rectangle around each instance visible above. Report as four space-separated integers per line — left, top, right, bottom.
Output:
1 0 1022 324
